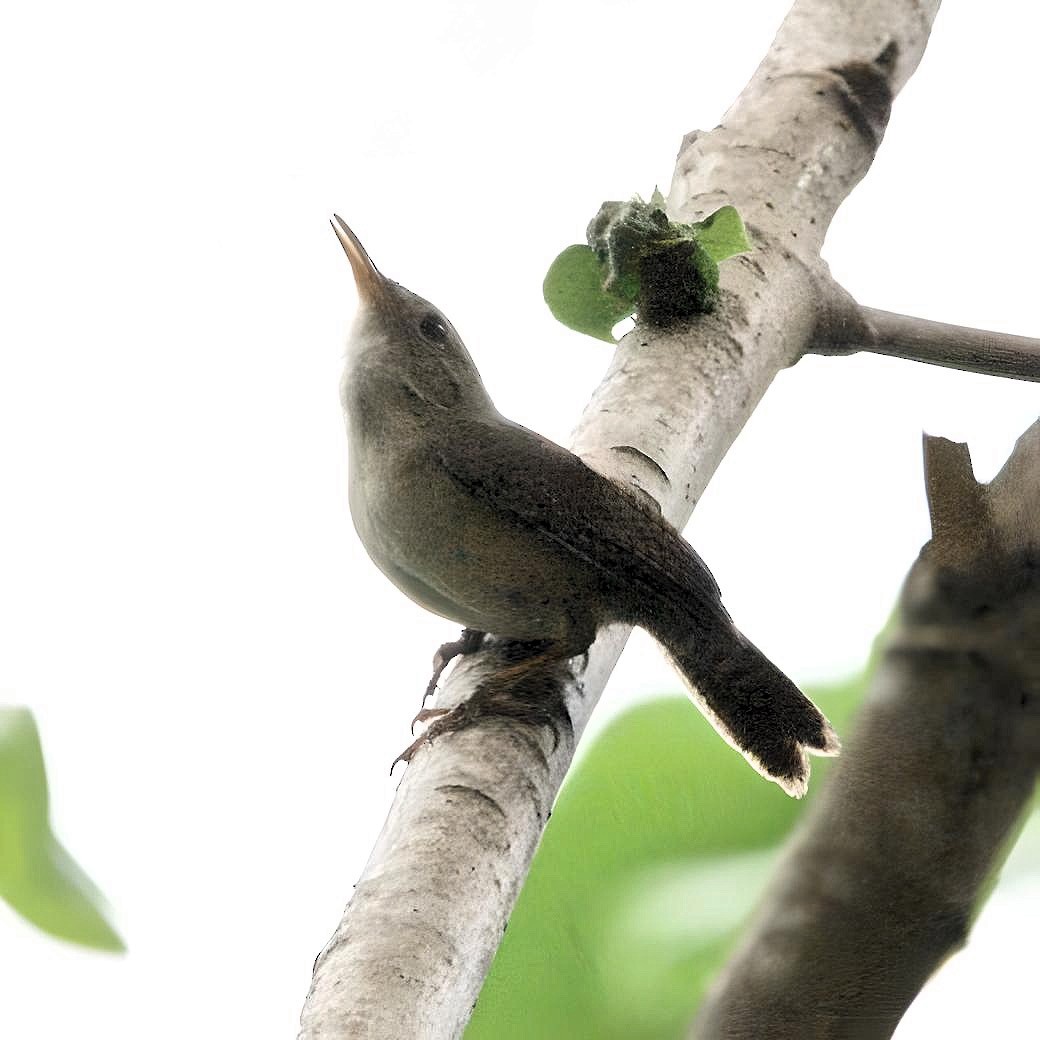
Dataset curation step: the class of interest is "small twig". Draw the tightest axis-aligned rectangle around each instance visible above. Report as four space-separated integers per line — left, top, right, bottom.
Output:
692 422 1040 1040
812 303 1040 381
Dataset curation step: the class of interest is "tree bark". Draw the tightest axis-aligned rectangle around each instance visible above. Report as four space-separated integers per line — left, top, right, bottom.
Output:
692 422 1040 1039
300 2 948 1036
812 304 1040 381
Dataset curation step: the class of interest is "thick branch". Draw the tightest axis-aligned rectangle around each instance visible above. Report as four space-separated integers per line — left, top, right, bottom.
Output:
300 2 942 1036
812 304 1040 381
693 422 1040 1040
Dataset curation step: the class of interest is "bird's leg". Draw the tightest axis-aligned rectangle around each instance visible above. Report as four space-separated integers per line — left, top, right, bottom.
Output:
418 628 486 717
470 640 580 746
392 638 579 772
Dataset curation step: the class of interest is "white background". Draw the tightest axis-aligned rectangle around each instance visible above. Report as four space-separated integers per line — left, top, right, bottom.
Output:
0 0 1037 1035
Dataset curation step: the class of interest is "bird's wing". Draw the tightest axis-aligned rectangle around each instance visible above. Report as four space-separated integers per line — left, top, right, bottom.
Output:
430 417 725 615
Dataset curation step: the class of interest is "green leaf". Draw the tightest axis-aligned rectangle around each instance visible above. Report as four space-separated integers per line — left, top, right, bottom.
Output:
0 707 124 951
543 244 636 343
691 205 751 262
597 851 775 1039
466 671 867 1040
649 187 667 210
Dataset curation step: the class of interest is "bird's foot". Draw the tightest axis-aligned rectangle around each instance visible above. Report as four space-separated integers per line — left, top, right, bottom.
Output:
419 628 486 710
391 638 580 773
391 703 467 773
410 705 451 734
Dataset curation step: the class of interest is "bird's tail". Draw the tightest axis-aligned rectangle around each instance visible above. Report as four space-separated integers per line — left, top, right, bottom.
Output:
655 615 839 797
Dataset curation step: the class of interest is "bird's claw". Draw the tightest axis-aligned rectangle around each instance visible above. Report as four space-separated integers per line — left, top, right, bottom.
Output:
419 629 486 710
410 705 451 735
392 705 460 773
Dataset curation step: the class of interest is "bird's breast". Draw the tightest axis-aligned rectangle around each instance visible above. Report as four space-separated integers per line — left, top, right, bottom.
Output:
345 439 589 641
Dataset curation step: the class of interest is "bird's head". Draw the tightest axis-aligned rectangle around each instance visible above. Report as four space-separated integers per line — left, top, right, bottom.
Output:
331 215 468 360
331 215 492 416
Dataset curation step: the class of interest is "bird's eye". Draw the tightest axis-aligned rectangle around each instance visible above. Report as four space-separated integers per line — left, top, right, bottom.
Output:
419 315 449 343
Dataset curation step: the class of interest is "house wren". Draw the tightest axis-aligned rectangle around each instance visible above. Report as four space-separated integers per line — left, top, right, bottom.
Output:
332 216 837 796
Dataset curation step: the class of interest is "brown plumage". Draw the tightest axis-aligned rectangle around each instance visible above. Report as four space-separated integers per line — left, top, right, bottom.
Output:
333 216 838 795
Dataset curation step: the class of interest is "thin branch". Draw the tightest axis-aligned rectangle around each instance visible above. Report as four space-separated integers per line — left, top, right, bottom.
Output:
300 2 943 1036
812 303 1040 381
692 421 1040 1040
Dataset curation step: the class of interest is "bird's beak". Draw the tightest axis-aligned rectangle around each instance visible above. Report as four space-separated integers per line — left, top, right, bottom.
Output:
331 215 386 305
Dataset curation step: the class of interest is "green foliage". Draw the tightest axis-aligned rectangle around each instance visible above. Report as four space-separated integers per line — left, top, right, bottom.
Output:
690 205 752 264
0 707 123 951
543 194 751 342
465 674 865 1040
542 245 638 343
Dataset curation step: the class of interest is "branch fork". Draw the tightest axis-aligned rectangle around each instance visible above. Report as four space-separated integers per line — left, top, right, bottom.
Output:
301 1 1036 1036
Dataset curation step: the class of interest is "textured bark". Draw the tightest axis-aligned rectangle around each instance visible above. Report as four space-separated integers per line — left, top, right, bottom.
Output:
692 422 1040 1040
299 2 945 1037
813 304 1040 380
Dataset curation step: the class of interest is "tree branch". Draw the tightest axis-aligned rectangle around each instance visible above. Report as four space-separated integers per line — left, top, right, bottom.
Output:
300 2 943 1036
811 304 1040 381
692 421 1040 1040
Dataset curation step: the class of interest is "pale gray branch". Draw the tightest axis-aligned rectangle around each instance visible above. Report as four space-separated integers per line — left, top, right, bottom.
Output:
300 2 943 1036
812 305 1040 381
692 421 1040 1040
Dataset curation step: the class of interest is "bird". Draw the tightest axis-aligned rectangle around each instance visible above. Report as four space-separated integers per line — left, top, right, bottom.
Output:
331 215 838 796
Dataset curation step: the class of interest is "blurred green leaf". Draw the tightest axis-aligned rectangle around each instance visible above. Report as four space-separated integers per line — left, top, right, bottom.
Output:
0 707 123 951
543 245 636 342
690 206 751 263
466 673 866 1039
